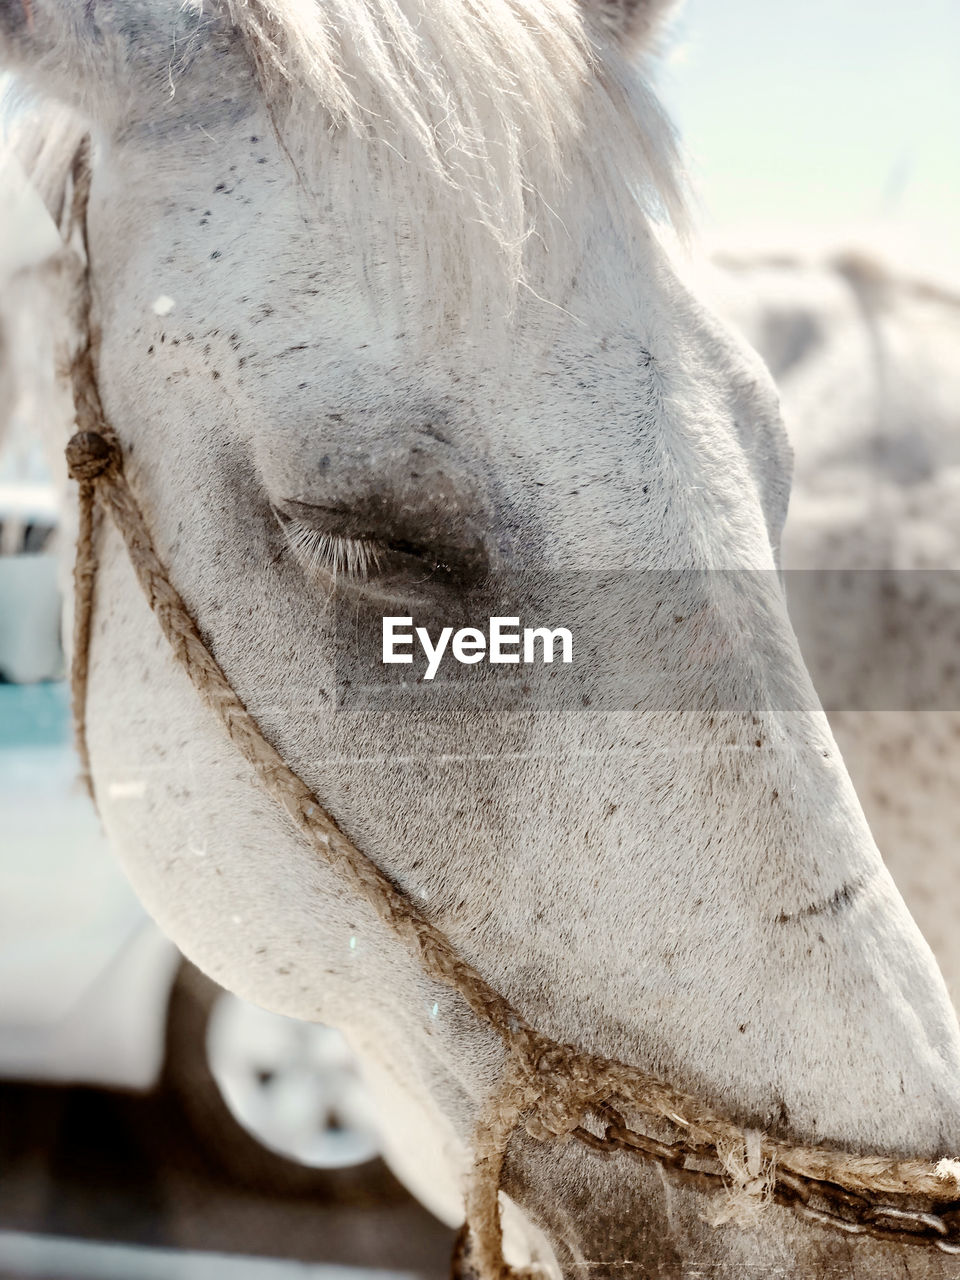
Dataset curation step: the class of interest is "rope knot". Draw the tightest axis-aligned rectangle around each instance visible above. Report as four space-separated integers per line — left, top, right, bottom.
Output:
66 431 118 483
524 1108 579 1143
519 1046 592 1144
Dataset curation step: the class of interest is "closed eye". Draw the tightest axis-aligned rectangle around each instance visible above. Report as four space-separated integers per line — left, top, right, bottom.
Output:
278 517 383 581
273 508 453 588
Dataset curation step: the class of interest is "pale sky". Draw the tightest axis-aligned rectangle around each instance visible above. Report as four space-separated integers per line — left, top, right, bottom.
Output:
658 0 960 262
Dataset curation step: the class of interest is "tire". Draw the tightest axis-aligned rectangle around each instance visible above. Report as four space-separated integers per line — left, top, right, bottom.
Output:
161 960 397 1199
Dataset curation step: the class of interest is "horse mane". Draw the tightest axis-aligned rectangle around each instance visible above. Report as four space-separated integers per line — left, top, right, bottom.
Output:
223 0 685 315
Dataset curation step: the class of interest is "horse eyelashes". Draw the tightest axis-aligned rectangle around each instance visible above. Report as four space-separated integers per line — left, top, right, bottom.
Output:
275 513 384 583
271 504 473 596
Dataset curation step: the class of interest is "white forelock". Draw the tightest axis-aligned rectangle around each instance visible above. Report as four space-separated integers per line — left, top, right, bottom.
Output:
223 0 685 313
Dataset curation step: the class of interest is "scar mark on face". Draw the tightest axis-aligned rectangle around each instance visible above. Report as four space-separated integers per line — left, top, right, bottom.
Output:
419 423 451 445
775 874 871 925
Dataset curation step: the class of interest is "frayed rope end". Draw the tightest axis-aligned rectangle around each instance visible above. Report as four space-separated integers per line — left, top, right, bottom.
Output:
706 1130 777 1229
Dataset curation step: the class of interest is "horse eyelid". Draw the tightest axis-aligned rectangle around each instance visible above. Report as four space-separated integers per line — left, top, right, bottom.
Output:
273 510 386 581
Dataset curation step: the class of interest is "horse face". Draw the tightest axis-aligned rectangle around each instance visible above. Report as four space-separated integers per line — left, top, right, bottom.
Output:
6 3 960 1276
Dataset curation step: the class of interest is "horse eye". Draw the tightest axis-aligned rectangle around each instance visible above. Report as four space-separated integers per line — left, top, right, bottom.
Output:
272 488 491 595
272 506 457 589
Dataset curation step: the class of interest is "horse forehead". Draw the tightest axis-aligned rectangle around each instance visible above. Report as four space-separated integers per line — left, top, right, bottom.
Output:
99 230 778 496
95 146 782 491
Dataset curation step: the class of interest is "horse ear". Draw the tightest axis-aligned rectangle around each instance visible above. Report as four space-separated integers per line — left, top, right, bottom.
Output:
584 0 679 52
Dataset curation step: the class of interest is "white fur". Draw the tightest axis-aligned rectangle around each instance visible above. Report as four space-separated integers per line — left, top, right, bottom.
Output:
712 249 960 1012
3 4 960 1276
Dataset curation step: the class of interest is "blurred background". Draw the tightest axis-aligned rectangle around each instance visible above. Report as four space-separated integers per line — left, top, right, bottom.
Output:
664 0 960 274
1 3 958 1278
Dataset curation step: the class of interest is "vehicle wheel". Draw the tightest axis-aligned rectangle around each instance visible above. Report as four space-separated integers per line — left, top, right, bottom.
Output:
161 960 392 1197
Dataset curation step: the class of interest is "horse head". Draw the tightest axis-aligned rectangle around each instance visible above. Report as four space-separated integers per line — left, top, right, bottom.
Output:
3 2 960 1275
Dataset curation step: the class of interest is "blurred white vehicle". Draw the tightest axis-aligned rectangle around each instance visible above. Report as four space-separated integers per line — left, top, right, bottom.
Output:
0 681 181 1088
0 470 382 1183
0 476 61 684
0 679 382 1182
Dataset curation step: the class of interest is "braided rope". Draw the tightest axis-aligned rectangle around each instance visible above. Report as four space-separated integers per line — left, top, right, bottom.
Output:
63 146 960 1276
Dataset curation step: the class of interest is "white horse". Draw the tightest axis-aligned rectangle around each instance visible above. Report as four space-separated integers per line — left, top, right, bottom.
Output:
711 250 960 1007
4 2 960 1276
